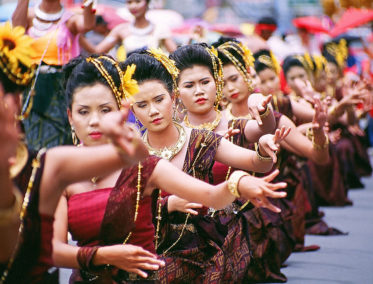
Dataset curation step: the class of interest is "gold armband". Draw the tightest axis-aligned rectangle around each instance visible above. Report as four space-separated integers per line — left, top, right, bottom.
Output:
312 135 329 150
255 143 273 162
259 105 270 119
227 170 249 198
0 189 23 226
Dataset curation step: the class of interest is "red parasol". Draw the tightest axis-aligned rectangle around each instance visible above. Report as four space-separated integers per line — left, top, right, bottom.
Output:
292 16 329 34
330 8 373 37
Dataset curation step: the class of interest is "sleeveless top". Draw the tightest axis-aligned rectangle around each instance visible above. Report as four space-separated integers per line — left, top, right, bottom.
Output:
68 156 161 254
28 11 80 65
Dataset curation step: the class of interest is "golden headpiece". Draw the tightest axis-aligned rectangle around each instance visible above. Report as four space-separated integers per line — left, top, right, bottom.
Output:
217 41 254 91
205 46 224 110
313 55 327 75
0 22 36 86
146 48 180 96
258 51 281 75
86 56 139 107
326 39 348 70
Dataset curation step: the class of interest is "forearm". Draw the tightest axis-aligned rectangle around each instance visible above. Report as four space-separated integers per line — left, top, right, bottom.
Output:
244 107 276 142
12 0 29 28
53 241 80 269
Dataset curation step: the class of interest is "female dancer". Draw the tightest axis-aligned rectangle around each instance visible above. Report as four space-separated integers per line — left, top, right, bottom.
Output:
213 38 332 281
12 0 95 150
0 25 150 284
83 0 177 56
52 54 287 283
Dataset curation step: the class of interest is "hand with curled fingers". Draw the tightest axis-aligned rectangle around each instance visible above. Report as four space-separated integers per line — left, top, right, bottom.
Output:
237 169 287 213
95 244 165 279
167 195 203 215
100 100 148 164
247 93 273 125
258 126 291 163
312 97 328 131
219 127 240 140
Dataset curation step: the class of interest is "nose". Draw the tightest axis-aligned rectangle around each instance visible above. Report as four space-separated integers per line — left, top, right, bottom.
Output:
89 111 100 127
149 102 159 117
194 83 204 96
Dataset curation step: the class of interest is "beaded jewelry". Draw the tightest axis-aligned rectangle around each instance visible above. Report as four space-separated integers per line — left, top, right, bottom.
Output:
205 46 224 110
227 170 249 198
184 109 222 131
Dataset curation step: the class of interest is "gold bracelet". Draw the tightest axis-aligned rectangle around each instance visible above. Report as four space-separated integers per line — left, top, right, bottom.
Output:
312 134 329 150
0 189 23 226
255 143 273 161
227 170 249 198
306 127 313 140
259 105 270 119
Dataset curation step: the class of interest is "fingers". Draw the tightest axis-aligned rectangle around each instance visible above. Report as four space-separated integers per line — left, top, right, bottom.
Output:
262 169 280 182
261 94 272 109
251 107 262 126
127 268 149 279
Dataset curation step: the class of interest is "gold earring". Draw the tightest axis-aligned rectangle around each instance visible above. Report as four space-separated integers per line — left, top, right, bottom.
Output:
71 126 79 146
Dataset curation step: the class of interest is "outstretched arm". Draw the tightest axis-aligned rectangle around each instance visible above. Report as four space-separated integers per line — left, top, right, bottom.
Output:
12 0 30 28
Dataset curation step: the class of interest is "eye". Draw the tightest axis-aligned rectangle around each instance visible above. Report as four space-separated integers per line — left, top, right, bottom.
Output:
136 103 146 108
230 76 238 82
202 80 210 85
101 107 112 113
78 109 88 115
155 96 164 103
184 84 193 88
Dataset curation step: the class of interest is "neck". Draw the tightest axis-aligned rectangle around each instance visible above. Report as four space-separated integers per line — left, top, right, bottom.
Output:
39 0 62 13
186 108 217 126
134 15 150 28
147 122 179 149
230 99 249 117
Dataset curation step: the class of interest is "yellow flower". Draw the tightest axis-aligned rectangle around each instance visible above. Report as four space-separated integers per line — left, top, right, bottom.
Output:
0 22 34 68
122 64 139 99
239 43 255 68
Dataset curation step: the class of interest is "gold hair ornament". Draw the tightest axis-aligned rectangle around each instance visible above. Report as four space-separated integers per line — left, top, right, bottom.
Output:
205 46 224 110
258 51 281 75
147 48 180 96
217 41 253 91
326 39 348 70
86 56 139 108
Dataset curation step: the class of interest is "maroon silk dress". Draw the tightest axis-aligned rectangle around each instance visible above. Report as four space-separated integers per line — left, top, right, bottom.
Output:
67 156 163 283
0 149 57 284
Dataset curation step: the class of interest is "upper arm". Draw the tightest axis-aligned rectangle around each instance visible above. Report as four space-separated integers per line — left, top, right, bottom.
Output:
53 194 69 245
244 119 269 143
291 100 314 123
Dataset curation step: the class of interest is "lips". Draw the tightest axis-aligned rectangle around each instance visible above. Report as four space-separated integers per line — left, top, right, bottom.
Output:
89 131 102 140
230 93 239 99
195 98 207 104
152 118 163 125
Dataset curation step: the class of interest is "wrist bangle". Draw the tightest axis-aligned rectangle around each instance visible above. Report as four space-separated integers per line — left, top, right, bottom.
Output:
0 189 23 226
259 105 270 119
227 170 249 198
312 134 329 150
77 246 100 272
255 143 273 161
306 127 313 140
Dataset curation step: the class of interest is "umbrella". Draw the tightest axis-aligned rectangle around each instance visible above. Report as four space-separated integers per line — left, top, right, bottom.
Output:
330 8 373 37
292 16 329 34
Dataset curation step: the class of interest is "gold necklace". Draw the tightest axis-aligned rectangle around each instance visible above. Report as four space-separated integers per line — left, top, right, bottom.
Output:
9 141 29 179
183 110 222 131
142 122 187 161
225 104 251 121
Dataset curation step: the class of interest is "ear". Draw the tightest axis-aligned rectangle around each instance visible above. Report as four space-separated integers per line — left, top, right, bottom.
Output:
67 108 73 126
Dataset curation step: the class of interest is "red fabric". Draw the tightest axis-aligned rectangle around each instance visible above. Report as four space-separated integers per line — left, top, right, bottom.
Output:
68 187 156 253
292 16 329 34
211 161 230 185
330 8 373 37
255 23 277 33
30 213 55 281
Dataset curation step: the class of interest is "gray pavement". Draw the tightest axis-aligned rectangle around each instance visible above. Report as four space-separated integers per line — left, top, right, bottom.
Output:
278 176 373 284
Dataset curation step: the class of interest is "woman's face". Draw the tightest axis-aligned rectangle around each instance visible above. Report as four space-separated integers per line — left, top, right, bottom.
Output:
132 80 173 133
326 62 340 86
313 70 327 93
286 66 308 91
258 68 280 96
178 65 216 114
249 66 260 91
126 0 148 18
222 64 250 103
68 83 119 146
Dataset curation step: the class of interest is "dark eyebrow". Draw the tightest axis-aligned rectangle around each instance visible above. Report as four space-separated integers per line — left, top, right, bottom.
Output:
227 74 237 80
199 77 210 82
154 94 166 99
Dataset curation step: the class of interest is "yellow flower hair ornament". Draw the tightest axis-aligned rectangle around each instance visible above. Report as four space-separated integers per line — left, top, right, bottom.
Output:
122 64 139 100
0 22 36 86
239 43 255 68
